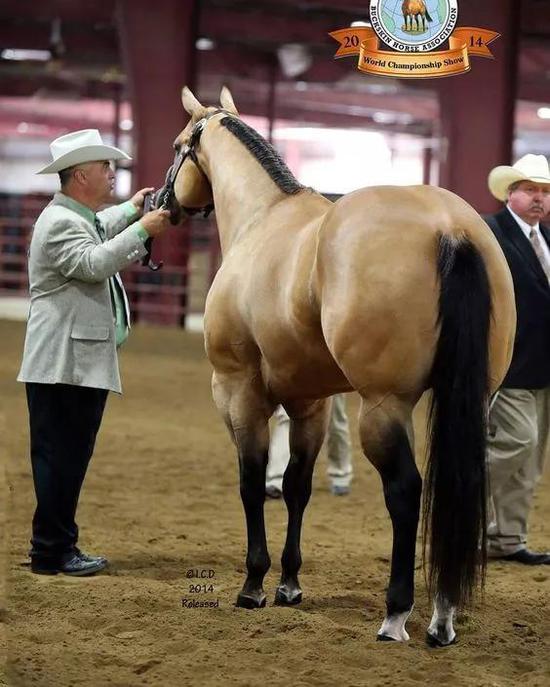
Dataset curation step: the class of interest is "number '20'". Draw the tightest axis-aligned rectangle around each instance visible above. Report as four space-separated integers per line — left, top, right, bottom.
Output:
344 35 360 48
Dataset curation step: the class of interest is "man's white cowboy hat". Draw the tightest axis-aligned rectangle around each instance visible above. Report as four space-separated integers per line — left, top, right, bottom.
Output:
36 129 131 174
488 153 550 201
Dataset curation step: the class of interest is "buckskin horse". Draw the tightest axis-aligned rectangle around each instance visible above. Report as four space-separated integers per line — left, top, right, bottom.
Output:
160 86 516 646
402 0 433 32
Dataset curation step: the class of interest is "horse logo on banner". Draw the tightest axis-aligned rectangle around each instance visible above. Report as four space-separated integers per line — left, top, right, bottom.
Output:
373 0 458 51
402 1 434 34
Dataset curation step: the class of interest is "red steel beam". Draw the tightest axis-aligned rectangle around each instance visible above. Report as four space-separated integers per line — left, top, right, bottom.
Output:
0 0 116 23
118 0 198 326
438 0 520 214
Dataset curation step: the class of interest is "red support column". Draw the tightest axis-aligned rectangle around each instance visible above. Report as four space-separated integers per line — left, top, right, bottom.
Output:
117 0 199 326
437 0 520 214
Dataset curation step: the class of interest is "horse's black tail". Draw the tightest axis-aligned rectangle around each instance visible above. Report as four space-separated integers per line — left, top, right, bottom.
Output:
423 234 491 608
425 9 433 22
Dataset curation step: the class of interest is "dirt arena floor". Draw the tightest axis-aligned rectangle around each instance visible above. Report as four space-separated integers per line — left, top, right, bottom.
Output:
1 319 549 687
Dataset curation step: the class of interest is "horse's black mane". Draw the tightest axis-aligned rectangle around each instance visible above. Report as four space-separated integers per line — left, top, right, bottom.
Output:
219 116 305 195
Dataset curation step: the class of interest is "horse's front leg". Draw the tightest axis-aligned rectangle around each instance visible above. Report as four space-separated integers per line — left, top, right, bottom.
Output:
212 371 273 609
236 425 271 608
275 399 329 605
359 395 421 641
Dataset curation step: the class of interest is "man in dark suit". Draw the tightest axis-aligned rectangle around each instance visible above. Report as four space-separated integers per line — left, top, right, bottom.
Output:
485 154 550 565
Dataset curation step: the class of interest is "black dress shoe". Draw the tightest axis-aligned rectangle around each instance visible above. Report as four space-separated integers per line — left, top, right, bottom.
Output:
497 549 550 565
75 549 108 565
31 554 107 576
60 554 107 576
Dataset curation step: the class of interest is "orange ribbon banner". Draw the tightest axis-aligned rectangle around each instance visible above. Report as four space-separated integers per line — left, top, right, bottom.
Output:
329 26 500 79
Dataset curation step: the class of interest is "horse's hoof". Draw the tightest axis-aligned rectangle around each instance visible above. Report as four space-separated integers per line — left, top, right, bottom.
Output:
376 633 398 642
236 591 266 609
426 631 457 648
274 585 302 605
265 485 282 499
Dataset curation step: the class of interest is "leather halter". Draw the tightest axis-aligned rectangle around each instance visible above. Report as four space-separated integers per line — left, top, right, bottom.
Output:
159 108 232 218
140 109 229 270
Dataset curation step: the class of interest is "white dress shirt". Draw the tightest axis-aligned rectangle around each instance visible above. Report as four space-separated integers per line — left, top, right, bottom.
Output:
506 204 550 266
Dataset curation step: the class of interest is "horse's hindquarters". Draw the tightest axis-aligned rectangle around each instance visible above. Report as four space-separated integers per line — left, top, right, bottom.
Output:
315 192 440 399
314 185 516 399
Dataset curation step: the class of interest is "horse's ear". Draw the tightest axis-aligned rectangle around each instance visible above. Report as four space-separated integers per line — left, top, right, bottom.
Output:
220 86 239 115
181 87 206 117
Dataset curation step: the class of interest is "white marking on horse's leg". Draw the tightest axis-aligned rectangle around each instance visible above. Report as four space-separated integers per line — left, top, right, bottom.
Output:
377 607 413 642
427 596 456 646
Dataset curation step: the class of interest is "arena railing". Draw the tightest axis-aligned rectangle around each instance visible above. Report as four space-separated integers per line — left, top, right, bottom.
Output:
0 192 221 327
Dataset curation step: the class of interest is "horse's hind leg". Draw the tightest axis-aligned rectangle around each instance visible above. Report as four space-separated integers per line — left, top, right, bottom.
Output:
359 394 421 641
275 399 329 605
212 372 273 609
427 595 456 647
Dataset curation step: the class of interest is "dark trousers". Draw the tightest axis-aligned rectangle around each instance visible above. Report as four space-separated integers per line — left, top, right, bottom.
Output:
26 383 108 563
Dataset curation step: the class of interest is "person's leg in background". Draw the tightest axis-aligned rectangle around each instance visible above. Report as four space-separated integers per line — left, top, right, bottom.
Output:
265 405 290 498
266 395 354 498
326 394 353 495
487 388 550 563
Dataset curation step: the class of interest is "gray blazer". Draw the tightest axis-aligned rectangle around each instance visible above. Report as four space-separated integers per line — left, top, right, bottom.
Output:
17 192 148 393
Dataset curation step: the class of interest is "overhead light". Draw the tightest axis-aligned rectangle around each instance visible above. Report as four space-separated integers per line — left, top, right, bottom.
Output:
1 49 51 61
196 38 215 51
277 44 312 78
373 111 414 125
537 107 550 120
49 17 65 59
366 82 398 95
373 111 397 124
15 122 49 135
351 21 371 27
119 119 133 131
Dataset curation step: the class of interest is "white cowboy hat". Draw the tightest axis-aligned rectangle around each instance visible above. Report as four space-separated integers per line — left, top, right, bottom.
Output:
488 153 550 201
36 129 131 174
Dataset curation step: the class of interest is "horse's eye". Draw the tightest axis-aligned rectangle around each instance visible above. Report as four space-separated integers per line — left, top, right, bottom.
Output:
174 142 181 152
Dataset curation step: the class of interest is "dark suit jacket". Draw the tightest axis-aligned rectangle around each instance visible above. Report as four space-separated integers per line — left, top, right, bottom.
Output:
485 207 550 389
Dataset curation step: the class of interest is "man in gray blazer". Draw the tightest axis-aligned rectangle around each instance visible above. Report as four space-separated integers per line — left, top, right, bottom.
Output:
18 129 174 576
